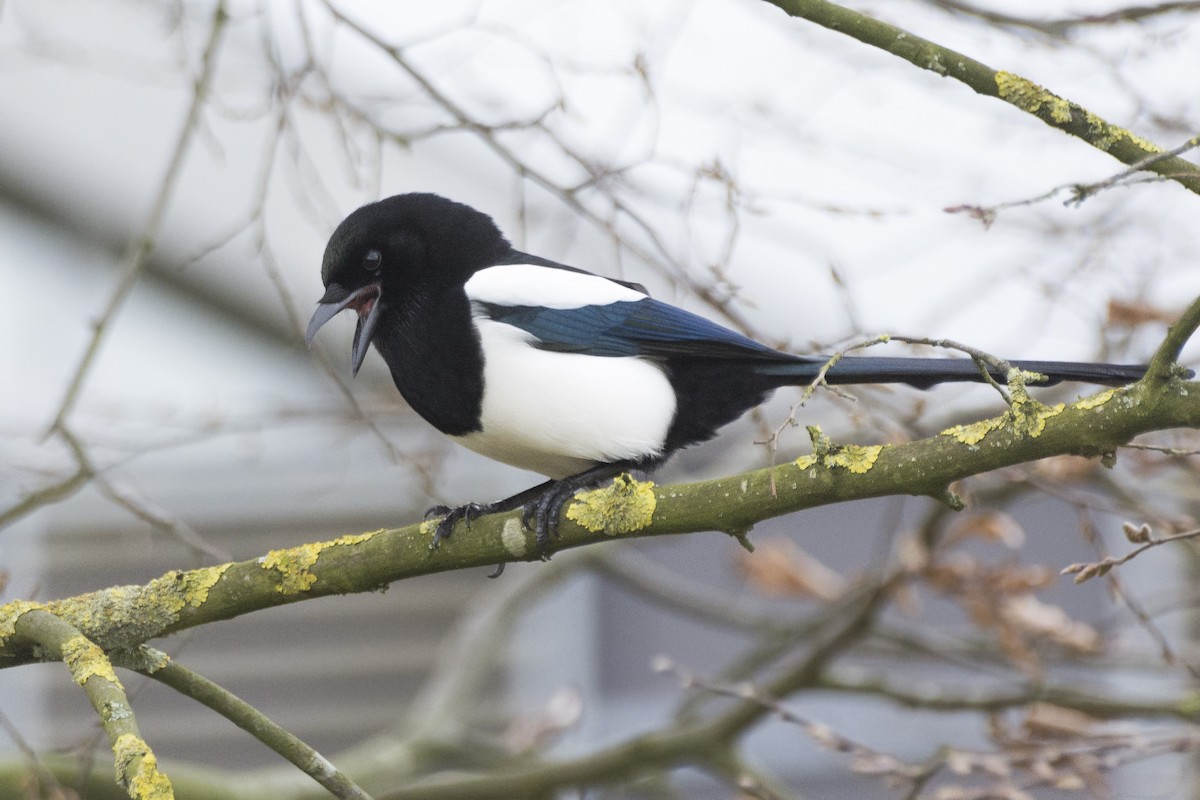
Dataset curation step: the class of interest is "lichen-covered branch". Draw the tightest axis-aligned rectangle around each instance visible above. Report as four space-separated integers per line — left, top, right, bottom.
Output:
8 609 172 800
0 301 1194 798
759 0 1200 195
1 316 1196 664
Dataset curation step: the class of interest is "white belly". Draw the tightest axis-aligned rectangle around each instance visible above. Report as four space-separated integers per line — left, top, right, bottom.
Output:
452 319 677 479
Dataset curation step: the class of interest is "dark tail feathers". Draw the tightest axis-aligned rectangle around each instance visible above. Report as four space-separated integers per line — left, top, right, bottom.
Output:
758 357 1150 390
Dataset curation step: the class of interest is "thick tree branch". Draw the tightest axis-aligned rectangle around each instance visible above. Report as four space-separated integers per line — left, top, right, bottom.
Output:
1 299 1195 665
0 303 1194 797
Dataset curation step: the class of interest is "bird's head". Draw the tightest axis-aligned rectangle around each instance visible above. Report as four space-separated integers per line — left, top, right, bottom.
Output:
305 193 508 374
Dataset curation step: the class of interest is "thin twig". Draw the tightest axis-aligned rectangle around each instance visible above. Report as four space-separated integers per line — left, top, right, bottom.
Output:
320 0 770 339
948 132 1200 224
45 1 229 435
1063 526 1200 583
129 648 374 800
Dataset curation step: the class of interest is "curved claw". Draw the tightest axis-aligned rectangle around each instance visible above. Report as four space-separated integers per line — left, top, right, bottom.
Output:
520 481 578 557
432 515 458 550
425 505 452 520
426 502 491 549
423 461 645 559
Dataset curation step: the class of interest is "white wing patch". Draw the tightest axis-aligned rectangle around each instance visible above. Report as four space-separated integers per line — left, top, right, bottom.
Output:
453 318 676 479
464 263 645 309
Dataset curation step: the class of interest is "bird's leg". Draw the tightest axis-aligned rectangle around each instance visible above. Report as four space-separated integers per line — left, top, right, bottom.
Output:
521 460 644 554
426 480 556 549
427 459 652 555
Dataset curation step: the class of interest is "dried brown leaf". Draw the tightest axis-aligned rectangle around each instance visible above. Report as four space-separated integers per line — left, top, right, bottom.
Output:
897 532 931 574
1107 297 1177 327
948 511 1026 548
736 537 846 600
1000 595 1101 653
1022 703 1101 739
1034 454 1100 483
850 752 907 776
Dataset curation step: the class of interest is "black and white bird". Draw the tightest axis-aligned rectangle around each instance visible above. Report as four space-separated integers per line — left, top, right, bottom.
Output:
306 193 1147 549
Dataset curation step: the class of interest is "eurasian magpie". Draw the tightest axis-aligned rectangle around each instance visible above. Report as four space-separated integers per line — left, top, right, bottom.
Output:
306 193 1148 549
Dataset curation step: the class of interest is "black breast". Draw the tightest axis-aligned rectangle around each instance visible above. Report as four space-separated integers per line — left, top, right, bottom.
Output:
372 288 485 436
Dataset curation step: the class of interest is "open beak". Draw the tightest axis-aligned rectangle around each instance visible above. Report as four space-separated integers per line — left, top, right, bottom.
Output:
305 282 383 376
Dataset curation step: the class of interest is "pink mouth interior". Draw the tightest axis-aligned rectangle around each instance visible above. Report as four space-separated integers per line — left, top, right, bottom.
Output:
350 286 380 318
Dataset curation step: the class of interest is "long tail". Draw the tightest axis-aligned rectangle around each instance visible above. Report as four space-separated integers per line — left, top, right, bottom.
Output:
757 357 1148 390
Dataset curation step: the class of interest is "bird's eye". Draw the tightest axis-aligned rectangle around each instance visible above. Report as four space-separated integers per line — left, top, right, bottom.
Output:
363 249 382 273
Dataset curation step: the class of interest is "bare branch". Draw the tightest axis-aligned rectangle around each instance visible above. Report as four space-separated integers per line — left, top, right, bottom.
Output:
760 0 1200 195
126 647 374 800
45 2 230 435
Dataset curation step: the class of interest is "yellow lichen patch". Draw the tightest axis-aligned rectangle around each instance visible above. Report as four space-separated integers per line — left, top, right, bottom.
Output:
1075 388 1116 410
144 570 215 616
942 416 1003 446
1010 401 1065 438
823 444 885 474
260 533 376 595
1086 112 1120 150
113 733 173 800
995 71 1072 123
261 544 322 594
332 531 379 547
1010 368 1048 389
45 584 174 649
179 564 229 609
996 72 1164 156
1084 111 1162 153
793 454 819 470
566 474 656 535
62 635 122 689
1125 130 1162 152
0 599 43 647
793 429 884 474
141 573 184 616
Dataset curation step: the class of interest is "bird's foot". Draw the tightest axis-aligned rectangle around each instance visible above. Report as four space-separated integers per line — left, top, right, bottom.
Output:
520 481 581 557
424 461 645 558
520 462 644 556
425 501 495 549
